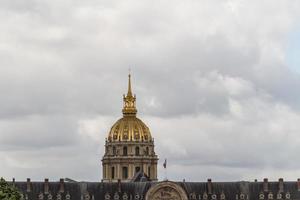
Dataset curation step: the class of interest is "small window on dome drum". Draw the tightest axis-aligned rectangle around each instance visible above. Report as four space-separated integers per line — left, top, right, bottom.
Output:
135 147 140 156
123 146 127 156
146 147 149 155
113 146 116 155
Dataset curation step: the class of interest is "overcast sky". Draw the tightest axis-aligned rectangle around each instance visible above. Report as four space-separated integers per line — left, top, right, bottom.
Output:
1 0 300 182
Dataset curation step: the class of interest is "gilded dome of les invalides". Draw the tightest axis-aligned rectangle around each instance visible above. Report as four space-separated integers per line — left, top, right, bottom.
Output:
108 117 152 142
107 74 152 142
102 74 158 182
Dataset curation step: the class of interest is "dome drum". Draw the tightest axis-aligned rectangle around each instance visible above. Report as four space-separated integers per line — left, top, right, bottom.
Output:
104 143 156 157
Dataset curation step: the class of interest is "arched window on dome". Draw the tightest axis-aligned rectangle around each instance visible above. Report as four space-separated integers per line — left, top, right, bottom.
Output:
123 146 127 156
135 146 140 156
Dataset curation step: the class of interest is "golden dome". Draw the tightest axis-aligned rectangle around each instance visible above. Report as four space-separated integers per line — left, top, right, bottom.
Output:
108 117 152 142
107 74 152 142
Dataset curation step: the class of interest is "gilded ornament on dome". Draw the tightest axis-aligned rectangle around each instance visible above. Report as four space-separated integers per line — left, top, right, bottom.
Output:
113 134 118 140
123 132 128 140
134 132 139 140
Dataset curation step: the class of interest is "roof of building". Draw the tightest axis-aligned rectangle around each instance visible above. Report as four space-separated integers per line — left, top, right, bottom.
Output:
12 179 300 200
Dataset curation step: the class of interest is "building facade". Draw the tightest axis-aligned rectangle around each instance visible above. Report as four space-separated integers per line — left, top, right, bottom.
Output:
102 74 158 182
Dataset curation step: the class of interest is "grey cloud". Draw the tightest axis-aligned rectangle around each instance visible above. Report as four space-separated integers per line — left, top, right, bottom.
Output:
0 115 79 150
1 0 300 181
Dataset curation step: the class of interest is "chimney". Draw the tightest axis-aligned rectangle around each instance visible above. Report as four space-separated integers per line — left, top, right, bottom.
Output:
207 179 212 194
279 178 284 192
26 178 31 192
297 179 300 191
263 178 268 192
44 178 49 194
59 178 64 193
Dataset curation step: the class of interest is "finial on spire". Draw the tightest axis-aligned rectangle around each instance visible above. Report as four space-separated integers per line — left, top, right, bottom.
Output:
122 72 137 116
127 72 133 97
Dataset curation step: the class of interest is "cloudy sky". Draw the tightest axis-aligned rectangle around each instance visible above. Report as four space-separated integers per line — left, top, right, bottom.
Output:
1 0 300 182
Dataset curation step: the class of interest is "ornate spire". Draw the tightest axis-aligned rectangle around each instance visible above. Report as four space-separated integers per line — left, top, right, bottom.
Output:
122 73 137 116
127 73 133 97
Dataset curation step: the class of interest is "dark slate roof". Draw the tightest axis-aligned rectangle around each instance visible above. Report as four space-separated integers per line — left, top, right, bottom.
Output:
12 179 300 200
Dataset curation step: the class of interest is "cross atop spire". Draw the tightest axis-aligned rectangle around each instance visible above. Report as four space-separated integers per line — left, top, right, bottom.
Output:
122 73 137 116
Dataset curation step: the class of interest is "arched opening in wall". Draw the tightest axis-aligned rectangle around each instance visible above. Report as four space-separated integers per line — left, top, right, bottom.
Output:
146 147 149 155
135 146 140 156
122 166 128 179
113 146 116 155
123 146 127 156
111 167 115 179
